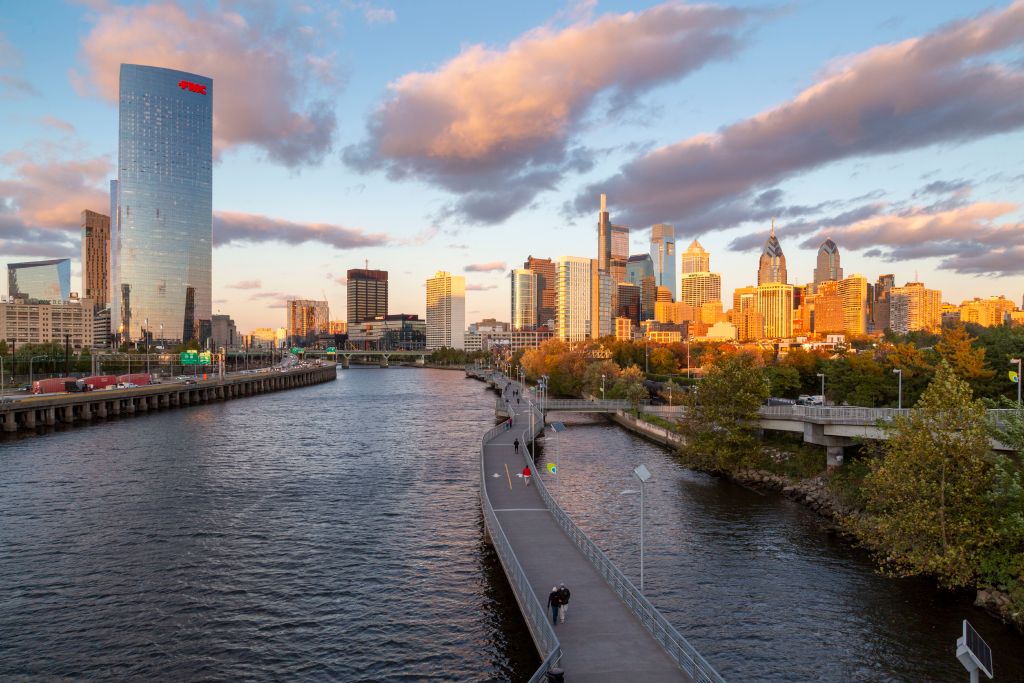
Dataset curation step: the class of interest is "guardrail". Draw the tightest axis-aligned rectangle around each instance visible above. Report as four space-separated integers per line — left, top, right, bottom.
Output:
480 405 562 681
543 398 635 411
507 385 725 683
756 404 1018 427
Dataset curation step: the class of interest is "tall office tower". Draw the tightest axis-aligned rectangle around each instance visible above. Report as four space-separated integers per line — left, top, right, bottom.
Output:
286 299 329 344
872 274 895 332
524 256 556 328
347 268 389 322
656 286 673 303
756 282 794 338
813 239 843 286
617 282 641 325
626 254 656 320
81 210 110 306
598 193 611 273
113 64 212 344
426 271 465 350
590 259 613 339
556 256 592 342
681 239 710 274
510 268 538 330
211 313 238 349
610 225 629 283
735 290 764 341
838 274 868 335
757 221 788 285
650 223 677 299
8 258 71 302
680 272 722 310
889 282 942 334
812 280 843 333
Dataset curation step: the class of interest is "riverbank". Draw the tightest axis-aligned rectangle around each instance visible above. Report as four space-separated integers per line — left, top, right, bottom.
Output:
607 408 1024 635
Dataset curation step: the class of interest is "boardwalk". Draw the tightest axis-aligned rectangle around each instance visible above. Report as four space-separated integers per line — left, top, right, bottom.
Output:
483 383 691 681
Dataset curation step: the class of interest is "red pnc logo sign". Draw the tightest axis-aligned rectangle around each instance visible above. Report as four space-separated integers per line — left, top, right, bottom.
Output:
178 80 207 95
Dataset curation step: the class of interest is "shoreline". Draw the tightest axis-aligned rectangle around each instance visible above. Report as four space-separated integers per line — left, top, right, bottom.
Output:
606 407 1024 635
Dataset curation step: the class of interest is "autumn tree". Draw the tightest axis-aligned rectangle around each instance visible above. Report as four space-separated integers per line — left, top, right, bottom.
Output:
611 365 647 413
648 347 678 376
937 324 994 391
679 352 769 472
581 359 620 398
855 361 997 588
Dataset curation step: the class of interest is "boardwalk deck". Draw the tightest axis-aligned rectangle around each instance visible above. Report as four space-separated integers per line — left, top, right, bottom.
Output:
483 387 690 681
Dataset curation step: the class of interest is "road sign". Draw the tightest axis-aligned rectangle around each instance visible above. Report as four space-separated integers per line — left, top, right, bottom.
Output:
291 347 303 355
550 422 566 433
198 351 212 365
633 464 652 483
326 347 336 353
180 350 199 365
956 619 993 680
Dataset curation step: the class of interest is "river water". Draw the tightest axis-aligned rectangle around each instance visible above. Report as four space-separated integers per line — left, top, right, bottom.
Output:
0 369 1021 681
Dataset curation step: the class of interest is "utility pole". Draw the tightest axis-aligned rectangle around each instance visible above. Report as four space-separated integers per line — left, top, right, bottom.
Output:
64 334 70 376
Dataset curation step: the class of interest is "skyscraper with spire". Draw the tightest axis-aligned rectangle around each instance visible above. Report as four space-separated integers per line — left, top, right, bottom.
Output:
597 193 628 282
757 220 788 285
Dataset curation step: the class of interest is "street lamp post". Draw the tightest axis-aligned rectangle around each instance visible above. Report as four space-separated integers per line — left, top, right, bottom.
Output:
29 355 47 388
686 339 691 379
601 373 605 400
633 463 651 593
816 372 825 404
1012 358 1022 406
893 368 903 410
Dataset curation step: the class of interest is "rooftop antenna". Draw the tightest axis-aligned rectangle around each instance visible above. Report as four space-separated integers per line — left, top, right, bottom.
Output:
600 193 607 213
771 218 776 237
365 259 369 270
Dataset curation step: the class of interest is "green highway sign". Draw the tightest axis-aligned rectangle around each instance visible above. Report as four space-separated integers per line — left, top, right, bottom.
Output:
199 351 213 365
326 347 336 353
291 347 304 354
180 350 199 365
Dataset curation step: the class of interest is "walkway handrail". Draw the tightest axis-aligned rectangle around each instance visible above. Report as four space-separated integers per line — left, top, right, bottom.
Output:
512 390 725 683
480 409 562 681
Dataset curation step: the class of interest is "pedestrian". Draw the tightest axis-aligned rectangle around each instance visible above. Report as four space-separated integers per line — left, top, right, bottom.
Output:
514 438 520 454
557 583 571 623
547 586 561 625
522 465 531 487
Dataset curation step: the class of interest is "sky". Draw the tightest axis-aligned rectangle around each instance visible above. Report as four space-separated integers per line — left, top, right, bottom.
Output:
1 0 1023 334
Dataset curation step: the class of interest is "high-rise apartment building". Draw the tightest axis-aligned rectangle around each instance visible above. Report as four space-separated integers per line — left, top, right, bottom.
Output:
8 258 71 303
838 274 868 335
286 299 329 344
872 274 895 332
426 271 465 350
681 239 710 275
959 296 1015 327
591 260 614 339
81 210 110 306
0 297 94 349
813 239 843 286
680 272 722 310
510 268 537 330
889 282 941 334
812 280 843 333
757 221 788 285
347 268 388 322
650 224 676 299
610 225 629 283
112 64 213 344
617 282 641 326
524 256 556 328
556 256 591 342
756 282 794 338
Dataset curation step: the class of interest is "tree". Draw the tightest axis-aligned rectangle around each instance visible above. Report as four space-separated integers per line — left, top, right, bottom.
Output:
648 347 678 376
679 352 769 472
936 324 994 391
984 402 1024 603
611 365 647 413
765 365 800 398
855 361 997 588
581 359 620 398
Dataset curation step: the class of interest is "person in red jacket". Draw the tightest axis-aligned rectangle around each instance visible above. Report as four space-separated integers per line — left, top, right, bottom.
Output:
522 465 531 487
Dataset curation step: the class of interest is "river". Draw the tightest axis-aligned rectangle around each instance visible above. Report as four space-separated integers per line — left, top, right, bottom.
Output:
0 369 1021 681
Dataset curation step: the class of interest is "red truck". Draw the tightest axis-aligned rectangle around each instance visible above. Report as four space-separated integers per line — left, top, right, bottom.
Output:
32 377 79 394
82 375 119 390
116 373 151 387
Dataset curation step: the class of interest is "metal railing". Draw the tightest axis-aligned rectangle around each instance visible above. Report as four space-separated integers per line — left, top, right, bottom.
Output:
543 398 636 411
480 405 562 681
756 404 1019 428
503 382 725 683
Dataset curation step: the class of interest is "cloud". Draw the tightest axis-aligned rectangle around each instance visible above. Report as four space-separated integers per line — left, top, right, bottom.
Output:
345 1 754 223
466 283 498 291
227 279 262 290
576 1 1024 232
249 291 302 308
364 6 395 23
38 116 75 133
464 261 506 273
0 147 111 231
0 33 39 98
801 201 1024 276
74 1 340 167
213 211 389 250
327 273 347 286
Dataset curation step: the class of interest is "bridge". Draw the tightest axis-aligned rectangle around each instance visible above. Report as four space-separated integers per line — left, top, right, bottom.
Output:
474 370 724 682
299 348 426 368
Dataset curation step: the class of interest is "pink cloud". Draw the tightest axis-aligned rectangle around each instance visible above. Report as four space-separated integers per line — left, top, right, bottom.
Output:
227 279 262 290
464 261 506 273
38 116 75 133
345 2 753 223
213 211 389 250
578 2 1024 232
466 283 497 291
74 1 338 167
0 148 111 231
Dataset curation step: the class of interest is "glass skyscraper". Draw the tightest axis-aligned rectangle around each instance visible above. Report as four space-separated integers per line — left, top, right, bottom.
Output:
112 64 212 344
8 258 71 303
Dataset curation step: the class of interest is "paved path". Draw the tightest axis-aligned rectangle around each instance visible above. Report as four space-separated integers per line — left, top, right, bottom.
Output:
484 383 688 681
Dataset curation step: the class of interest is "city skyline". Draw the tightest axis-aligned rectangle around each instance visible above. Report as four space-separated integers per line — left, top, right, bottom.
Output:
1 1 1023 333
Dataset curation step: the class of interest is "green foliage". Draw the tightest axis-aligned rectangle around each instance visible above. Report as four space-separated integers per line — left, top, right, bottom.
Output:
823 352 893 407
827 456 871 510
648 347 678 375
765 364 801 398
640 412 681 433
613 365 648 414
581 359 620 398
678 352 769 472
854 362 997 588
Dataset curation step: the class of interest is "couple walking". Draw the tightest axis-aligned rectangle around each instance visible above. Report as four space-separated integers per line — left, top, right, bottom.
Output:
547 584 571 625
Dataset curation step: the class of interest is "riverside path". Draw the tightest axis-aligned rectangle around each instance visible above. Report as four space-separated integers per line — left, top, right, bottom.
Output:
481 376 720 681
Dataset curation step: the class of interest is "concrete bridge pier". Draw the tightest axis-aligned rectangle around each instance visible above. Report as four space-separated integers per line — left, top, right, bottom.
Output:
340 355 350 369
826 445 845 469
1 412 15 432
62 406 75 424
97 402 108 418
24 410 36 429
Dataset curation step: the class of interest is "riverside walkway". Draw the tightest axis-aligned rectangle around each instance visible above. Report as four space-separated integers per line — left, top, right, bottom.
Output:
478 373 723 682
